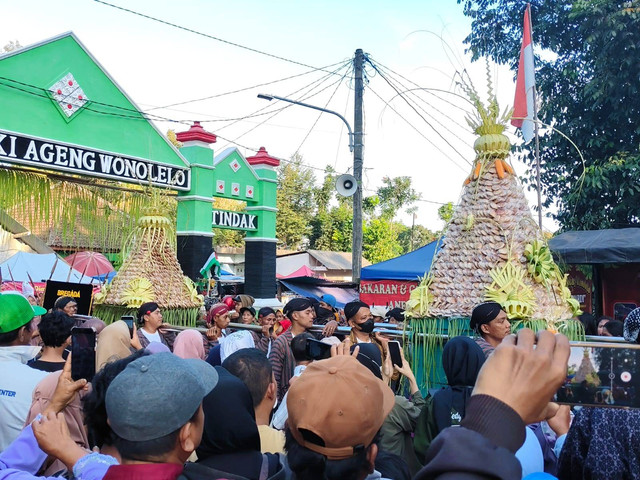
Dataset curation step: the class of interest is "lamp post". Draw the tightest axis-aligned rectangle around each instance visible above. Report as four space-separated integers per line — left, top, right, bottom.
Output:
258 89 364 283
257 94 354 151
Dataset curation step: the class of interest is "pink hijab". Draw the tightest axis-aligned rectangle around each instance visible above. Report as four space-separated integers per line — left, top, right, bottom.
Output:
173 329 206 360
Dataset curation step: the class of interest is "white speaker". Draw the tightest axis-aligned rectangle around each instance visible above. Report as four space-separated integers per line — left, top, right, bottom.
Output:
335 174 358 197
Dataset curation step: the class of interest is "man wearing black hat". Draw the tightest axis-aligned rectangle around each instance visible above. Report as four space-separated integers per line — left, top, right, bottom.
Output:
251 307 278 354
268 298 316 401
469 302 511 358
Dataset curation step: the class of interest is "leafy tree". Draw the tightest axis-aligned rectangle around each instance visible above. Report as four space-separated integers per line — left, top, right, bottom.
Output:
363 218 404 263
276 155 316 249
398 223 437 253
375 176 421 219
458 0 640 229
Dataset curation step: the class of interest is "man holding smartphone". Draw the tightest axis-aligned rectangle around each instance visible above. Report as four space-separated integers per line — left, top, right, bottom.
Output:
0 292 48 451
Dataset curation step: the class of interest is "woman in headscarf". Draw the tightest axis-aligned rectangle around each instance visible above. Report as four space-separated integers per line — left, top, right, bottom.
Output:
173 329 206 360
413 336 486 463
181 366 286 480
24 363 91 476
96 320 141 370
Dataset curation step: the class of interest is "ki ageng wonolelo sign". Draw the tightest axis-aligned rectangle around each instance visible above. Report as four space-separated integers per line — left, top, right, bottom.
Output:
0 130 191 190
212 209 258 231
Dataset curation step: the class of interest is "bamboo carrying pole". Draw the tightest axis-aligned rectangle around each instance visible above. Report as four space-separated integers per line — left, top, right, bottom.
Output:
164 322 639 348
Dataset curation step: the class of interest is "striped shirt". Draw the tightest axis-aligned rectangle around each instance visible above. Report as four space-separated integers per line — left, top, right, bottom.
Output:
269 330 295 402
474 337 495 358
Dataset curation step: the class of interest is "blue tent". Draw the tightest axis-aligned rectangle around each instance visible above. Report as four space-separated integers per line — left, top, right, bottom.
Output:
360 239 441 281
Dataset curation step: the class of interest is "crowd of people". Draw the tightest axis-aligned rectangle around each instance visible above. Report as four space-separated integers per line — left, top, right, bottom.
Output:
1 289 640 479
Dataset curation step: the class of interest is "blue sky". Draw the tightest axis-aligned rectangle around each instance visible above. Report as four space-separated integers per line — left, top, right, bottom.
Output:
2 0 549 231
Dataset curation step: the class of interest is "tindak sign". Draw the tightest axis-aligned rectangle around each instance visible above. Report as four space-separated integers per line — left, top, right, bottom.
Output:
0 130 190 190
212 209 258 231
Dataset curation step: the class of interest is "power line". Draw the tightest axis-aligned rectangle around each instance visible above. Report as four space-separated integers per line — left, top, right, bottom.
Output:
364 83 469 173
366 59 472 166
93 0 344 74
293 64 353 155
146 59 349 111
215 60 351 136
218 63 352 148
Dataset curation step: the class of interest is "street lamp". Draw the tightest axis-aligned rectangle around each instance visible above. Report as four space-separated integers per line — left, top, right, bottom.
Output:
258 88 363 284
257 94 354 152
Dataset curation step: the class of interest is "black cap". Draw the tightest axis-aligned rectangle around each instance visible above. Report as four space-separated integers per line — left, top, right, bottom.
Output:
239 306 256 317
386 308 405 323
258 307 276 318
470 302 503 332
283 298 313 319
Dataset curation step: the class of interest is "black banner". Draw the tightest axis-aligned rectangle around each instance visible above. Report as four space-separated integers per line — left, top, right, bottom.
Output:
0 130 190 190
212 209 258 231
43 280 94 315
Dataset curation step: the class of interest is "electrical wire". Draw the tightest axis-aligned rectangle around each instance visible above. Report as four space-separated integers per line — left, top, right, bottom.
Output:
365 59 472 166
218 62 352 147
215 60 351 136
147 59 349 111
93 0 344 75
364 83 469 173
293 63 353 155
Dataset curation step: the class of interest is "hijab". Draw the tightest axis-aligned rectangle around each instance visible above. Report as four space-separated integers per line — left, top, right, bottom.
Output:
25 370 90 475
432 336 485 431
219 330 255 364
96 320 132 370
194 367 274 479
173 329 205 360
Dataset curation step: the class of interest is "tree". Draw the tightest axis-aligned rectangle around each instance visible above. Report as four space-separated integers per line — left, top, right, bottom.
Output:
276 156 316 249
458 0 640 230
375 176 421 219
363 218 404 263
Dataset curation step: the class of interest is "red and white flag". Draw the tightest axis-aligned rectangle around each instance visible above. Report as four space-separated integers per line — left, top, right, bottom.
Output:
511 4 536 143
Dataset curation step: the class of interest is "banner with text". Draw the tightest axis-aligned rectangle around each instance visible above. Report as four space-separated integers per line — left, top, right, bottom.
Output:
212 209 258 231
0 130 190 190
359 279 418 309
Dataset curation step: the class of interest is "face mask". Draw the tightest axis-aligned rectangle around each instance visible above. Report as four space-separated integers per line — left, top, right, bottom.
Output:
359 318 375 334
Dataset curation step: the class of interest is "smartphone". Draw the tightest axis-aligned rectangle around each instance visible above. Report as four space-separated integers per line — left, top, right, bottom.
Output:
388 341 403 368
556 343 640 408
121 315 135 339
71 327 96 382
306 338 332 361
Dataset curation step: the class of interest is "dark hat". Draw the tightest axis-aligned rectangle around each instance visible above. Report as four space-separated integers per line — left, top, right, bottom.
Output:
258 307 276 318
344 301 369 320
106 353 218 441
469 302 503 332
624 307 640 343
239 306 256 317
350 343 383 380
283 298 313 319
386 307 405 323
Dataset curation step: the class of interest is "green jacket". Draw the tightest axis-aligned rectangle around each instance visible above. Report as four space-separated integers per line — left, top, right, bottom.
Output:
379 390 426 477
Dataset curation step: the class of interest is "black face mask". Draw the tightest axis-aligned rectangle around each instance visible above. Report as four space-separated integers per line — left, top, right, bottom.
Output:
358 318 375 334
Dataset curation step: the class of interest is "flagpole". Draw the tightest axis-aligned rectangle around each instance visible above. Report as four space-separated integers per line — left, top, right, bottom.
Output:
527 3 543 230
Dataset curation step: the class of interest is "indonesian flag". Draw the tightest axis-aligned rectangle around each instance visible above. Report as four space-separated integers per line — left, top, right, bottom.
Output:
511 5 536 143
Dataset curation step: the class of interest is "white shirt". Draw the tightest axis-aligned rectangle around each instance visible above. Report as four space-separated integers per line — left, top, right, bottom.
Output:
0 345 48 451
270 364 307 430
140 329 162 344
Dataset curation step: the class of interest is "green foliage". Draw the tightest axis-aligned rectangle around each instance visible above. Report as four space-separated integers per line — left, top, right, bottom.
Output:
437 202 455 223
458 0 640 230
362 218 404 263
376 176 421 219
276 155 316 249
397 223 437 253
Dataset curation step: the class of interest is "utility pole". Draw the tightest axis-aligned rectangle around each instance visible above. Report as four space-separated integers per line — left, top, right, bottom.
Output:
352 49 364 283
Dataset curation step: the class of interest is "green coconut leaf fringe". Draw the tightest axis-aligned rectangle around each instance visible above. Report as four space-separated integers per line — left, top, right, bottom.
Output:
406 317 584 395
92 305 199 327
0 168 177 253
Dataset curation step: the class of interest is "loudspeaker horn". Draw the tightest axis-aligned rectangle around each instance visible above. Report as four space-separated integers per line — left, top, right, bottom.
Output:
335 174 358 197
